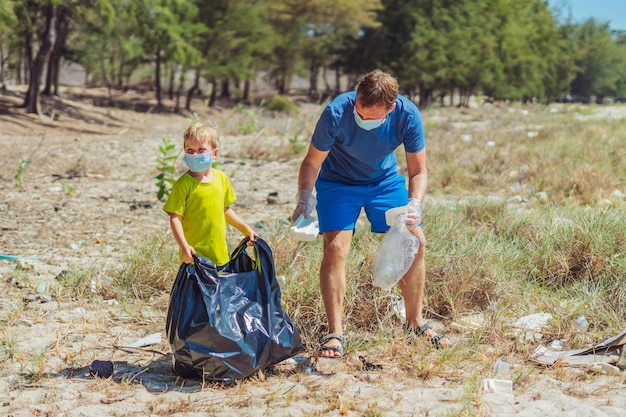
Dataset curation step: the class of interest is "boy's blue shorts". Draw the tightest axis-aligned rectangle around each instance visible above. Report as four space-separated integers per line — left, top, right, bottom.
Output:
315 176 408 233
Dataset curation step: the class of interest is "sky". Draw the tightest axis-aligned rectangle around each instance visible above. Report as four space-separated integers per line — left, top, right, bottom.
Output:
548 0 626 31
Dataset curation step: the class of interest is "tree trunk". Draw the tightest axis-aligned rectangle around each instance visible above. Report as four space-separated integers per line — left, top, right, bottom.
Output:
242 79 250 101
308 62 320 99
0 46 5 84
220 79 230 97
208 78 217 107
43 55 56 95
154 51 162 110
24 5 57 114
43 5 69 96
185 68 200 111
168 64 175 100
174 68 186 113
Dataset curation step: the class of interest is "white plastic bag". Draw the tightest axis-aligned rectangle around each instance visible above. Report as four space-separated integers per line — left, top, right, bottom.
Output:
372 215 419 291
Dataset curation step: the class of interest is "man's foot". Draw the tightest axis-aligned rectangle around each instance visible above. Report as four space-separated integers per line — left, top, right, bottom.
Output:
319 333 345 358
405 323 452 349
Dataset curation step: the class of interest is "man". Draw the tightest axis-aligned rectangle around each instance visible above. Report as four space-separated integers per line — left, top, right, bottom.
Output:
291 69 451 358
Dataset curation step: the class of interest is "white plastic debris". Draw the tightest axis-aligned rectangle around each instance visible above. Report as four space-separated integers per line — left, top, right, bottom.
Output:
124 332 162 348
483 378 513 395
289 215 319 241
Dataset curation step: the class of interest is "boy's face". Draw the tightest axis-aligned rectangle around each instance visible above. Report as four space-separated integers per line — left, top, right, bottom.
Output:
184 137 218 158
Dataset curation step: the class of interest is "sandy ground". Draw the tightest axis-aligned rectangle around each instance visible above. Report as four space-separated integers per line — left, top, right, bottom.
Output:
1 87 626 416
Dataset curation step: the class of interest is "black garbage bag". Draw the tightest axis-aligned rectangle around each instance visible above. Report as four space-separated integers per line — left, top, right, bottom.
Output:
165 236 303 382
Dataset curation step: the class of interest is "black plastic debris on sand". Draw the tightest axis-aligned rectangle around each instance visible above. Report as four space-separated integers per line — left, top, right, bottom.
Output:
90 360 114 378
358 356 383 372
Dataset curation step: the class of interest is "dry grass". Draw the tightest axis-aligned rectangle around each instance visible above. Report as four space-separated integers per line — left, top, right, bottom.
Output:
7 96 626 415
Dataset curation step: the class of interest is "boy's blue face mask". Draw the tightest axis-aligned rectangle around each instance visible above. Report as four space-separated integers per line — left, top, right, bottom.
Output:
353 107 386 131
184 152 213 172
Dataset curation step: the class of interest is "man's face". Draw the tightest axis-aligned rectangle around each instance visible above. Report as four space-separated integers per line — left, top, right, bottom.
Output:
354 99 396 121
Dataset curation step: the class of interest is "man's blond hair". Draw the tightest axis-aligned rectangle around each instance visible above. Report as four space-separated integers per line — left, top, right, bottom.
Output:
356 69 398 109
183 123 220 148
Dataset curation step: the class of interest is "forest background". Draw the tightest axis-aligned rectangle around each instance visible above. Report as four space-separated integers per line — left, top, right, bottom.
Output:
1 0 626 115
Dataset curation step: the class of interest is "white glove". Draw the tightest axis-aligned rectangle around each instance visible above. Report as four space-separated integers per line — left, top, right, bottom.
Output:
405 198 422 230
293 190 317 220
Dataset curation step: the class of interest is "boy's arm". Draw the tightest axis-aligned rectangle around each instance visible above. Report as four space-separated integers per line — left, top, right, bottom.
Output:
224 207 256 243
168 213 195 263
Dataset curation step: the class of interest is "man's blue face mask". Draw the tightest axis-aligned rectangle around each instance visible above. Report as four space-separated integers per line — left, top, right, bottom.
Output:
184 152 213 172
353 107 386 131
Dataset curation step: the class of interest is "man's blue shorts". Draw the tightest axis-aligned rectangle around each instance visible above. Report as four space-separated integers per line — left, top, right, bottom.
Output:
315 176 408 233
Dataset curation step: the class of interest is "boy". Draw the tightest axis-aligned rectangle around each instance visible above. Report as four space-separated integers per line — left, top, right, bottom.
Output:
164 123 256 265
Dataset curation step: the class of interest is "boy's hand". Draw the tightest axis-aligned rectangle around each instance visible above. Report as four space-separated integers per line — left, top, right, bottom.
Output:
246 230 257 246
182 245 195 264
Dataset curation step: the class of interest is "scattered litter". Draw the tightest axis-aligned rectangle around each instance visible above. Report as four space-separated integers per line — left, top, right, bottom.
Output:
23 293 52 303
483 378 513 395
279 357 297 366
549 339 564 351
305 366 318 375
0 254 37 261
6 277 25 289
452 313 485 331
612 189 624 200
527 131 538 138
102 299 118 306
100 392 135 404
358 356 383 372
123 332 162 348
90 360 114 378
513 312 552 331
16 259 38 272
69 243 79 250
486 141 496 147
493 358 510 378
616 347 626 370
461 134 473 142
574 315 589 332
20 318 35 326
73 307 86 315
530 328 626 367
37 283 46 293
391 298 406 321
512 312 552 343
289 215 319 241
588 362 621 376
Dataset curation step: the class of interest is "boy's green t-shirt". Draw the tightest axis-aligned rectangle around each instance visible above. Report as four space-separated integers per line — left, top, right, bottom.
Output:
163 170 236 265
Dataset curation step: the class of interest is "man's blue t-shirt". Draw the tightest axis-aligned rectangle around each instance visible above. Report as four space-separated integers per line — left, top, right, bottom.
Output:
311 91 425 185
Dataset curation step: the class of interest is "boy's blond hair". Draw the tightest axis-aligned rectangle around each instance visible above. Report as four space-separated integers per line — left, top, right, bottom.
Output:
183 123 220 148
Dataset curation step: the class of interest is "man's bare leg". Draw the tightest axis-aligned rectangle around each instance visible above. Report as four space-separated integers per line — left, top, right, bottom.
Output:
398 227 451 347
319 230 352 357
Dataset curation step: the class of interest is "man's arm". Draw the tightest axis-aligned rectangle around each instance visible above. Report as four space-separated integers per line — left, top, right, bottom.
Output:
292 143 329 222
405 149 427 202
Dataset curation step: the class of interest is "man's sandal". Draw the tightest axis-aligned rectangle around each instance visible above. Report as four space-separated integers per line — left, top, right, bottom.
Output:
320 333 345 358
405 323 451 349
